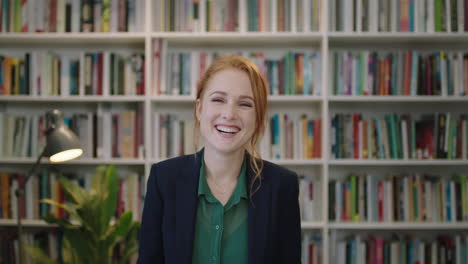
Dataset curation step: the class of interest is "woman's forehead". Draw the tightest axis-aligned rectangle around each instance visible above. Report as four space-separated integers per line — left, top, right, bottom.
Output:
204 69 253 96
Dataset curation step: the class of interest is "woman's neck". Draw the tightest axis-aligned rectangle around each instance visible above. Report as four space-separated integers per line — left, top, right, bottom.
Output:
203 148 245 183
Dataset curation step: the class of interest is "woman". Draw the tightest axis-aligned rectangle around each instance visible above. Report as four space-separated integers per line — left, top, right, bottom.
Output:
138 54 301 264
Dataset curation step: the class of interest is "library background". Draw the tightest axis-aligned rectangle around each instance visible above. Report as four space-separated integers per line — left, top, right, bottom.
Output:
1 0 468 263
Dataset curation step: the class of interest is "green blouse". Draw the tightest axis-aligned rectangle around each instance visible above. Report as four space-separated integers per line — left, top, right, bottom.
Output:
192 155 248 264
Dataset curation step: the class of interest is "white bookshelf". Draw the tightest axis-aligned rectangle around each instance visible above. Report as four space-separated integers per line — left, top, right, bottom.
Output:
0 219 53 228
302 221 326 229
0 95 146 102
329 159 468 166
329 222 468 230
329 95 468 102
328 32 468 45
2 0 468 263
0 158 146 167
0 33 147 44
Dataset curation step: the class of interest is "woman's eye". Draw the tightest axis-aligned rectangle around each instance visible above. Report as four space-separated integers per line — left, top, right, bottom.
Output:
211 98 224 103
240 102 253 107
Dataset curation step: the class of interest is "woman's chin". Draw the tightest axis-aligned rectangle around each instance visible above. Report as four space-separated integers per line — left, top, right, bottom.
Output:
205 144 245 156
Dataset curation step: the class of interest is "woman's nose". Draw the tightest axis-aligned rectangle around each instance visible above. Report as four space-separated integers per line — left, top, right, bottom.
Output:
221 103 237 120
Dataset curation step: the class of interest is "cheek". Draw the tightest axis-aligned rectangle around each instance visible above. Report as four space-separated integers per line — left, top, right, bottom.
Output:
199 109 216 134
244 113 256 133
200 110 214 125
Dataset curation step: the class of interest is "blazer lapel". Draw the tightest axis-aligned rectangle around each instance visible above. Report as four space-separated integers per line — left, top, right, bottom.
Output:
176 150 203 263
247 159 271 264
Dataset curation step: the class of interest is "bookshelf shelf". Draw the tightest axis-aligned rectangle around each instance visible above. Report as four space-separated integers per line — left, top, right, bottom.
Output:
152 32 324 46
264 159 324 166
0 158 146 165
150 159 324 166
329 159 468 166
0 33 146 44
0 219 52 228
10 221 327 230
301 221 325 229
269 95 323 103
328 32 468 45
73 158 146 165
328 222 468 230
328 96 468 103
0 95 146 103
150 95 196 103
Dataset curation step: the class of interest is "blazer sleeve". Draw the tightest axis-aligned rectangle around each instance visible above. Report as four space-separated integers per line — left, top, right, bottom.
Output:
279 172 301 263
137 165 164 264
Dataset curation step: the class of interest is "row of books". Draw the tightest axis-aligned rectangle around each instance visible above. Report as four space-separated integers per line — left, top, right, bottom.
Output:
152 113 197 160
153 0 320 32
332 234 468 264
302 233 323 264
0 108 145 159
266 114 322 160
299 177 321 222
83 52 145 96
331 113 468 160
330 0 468 33
331 51 468 96
0 169 143 221
102 108 145 159
0 52 145 96
0 0 144 33
246 0 321 32
153 112 322 161
264 52 322 96
329 173 468 223
0 113 52 159
153 41 322 97
0 230 61 264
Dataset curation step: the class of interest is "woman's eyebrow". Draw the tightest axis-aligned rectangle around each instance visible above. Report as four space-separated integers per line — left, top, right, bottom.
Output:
239 95 254 101
208 91 227 96
208 91 254 101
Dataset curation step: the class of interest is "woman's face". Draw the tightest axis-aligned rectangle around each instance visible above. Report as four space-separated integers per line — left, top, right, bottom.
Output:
196 69 256 155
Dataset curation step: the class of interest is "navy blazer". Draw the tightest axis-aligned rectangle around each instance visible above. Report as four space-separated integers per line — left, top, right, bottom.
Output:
137 149 301 264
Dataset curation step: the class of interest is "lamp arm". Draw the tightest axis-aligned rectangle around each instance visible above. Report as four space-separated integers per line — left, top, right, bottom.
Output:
15 147 47 264
21 148 47 193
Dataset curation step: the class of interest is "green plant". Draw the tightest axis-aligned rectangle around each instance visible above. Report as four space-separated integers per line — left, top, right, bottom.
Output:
26 165 141 264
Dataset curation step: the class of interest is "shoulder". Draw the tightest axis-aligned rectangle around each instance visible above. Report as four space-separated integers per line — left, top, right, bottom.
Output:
261 160 299 188
151 153 196 172
260 160 299 206
148 153 197 186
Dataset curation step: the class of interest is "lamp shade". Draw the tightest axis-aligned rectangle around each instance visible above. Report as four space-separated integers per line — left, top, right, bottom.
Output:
44 110 83 163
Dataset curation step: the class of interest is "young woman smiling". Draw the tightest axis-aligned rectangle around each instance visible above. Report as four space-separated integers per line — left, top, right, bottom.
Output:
138 54 301 264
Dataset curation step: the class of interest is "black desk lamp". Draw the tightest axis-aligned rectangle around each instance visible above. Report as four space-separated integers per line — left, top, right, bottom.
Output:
15 109 83 264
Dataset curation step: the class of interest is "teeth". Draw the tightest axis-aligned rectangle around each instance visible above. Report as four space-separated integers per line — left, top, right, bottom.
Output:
216 125 240 133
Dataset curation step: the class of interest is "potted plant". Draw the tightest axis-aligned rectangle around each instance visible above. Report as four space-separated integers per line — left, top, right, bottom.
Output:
26 165 141 264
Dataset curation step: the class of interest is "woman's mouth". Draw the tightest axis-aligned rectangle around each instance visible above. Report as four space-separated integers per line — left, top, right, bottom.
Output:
215 125 240 135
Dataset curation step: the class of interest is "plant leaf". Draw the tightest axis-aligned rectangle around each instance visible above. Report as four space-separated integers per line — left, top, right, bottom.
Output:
76 196 103 236
25 246 58 264
100 165 119 235
103 211 132 246
58 176 87 205
63 229 97 263
41 215 79 230
40 199 83 223
113 211 132 237
116 221 141 264
102 213 131 252
91 165 107 195
118 247 138 264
